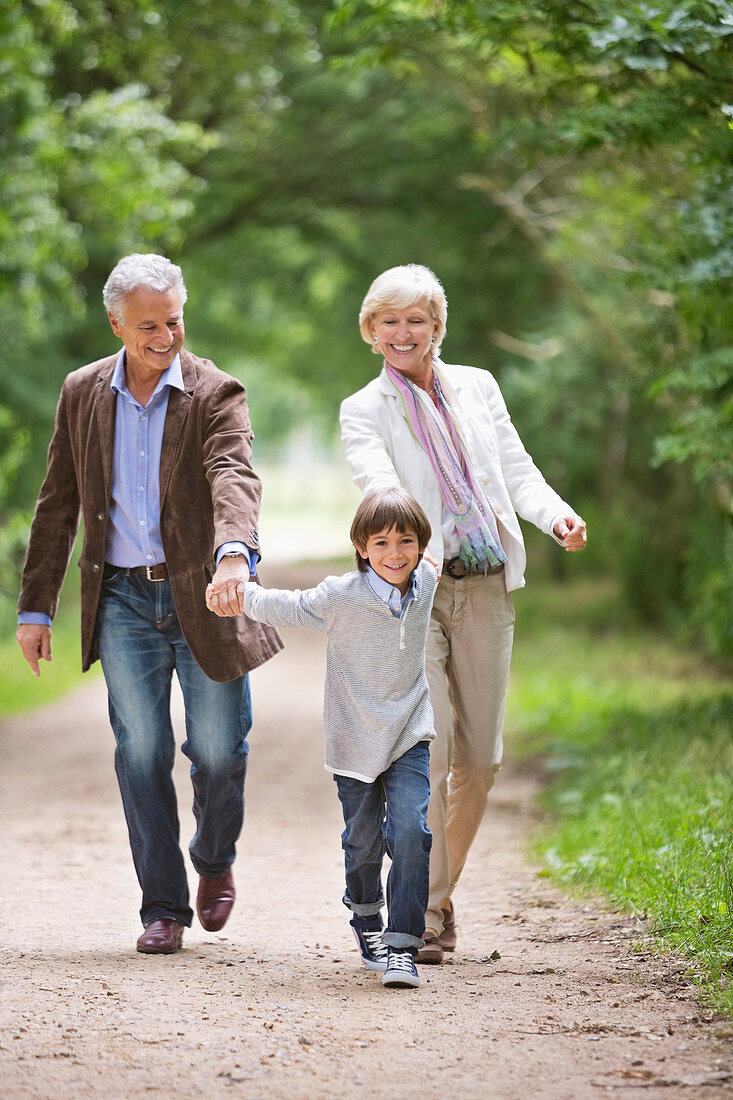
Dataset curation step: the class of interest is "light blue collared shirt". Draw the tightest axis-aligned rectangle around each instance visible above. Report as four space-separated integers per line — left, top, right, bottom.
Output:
105 350 183 566
19 349 250 627
366 564 419 618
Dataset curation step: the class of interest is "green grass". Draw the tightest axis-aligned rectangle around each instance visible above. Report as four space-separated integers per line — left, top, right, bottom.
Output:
509 574 733 1016
0 567 100 719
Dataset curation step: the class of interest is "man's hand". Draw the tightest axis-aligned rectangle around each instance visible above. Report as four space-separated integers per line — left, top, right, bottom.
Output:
16 624 53 677
553 515 588 552
205 555 249 617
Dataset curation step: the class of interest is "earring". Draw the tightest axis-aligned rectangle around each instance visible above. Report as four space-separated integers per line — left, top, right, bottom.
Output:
372 336 378 344
431 336 436 345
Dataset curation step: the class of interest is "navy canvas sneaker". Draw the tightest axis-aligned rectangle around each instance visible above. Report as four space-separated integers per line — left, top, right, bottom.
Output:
382 948 420 988
350 919 389 972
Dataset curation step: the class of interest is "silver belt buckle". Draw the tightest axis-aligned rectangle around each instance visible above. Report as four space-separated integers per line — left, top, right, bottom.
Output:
146 565 165 582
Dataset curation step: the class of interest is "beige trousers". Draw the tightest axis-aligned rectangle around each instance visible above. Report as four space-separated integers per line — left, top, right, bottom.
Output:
425 570 515 935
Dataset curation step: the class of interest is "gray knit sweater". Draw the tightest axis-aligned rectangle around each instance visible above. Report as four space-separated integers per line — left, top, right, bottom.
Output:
240 559 438 782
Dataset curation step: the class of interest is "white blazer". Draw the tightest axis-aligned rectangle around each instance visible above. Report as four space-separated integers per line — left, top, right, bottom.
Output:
340 360 577 592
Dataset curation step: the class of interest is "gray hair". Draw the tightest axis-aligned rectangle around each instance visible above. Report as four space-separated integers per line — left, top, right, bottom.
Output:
359 264 448 355
102 253 187 322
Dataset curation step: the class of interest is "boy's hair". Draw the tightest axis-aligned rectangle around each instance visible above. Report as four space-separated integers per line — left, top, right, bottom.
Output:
350 488 432 573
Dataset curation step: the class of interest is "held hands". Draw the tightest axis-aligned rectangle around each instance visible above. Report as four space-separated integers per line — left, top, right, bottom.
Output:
16 624 52 677
553 515 588 552
205 555 250 617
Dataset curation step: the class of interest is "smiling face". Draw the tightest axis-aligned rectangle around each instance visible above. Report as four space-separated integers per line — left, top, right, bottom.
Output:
370 298 438 387
108 286 185 388
357 525 421 596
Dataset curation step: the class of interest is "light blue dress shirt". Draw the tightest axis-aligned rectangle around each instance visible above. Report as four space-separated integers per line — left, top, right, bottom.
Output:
105 349 183 566
19 350 251 626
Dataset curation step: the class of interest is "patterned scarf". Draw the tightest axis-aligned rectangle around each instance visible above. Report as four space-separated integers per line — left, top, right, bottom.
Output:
386 362 507 571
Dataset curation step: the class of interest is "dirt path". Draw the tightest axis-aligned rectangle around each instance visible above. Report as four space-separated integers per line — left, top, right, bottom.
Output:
1 562 731 1100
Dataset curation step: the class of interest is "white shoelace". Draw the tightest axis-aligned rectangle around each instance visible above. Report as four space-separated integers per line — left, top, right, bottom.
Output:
363 929 388 960
386 950 415 973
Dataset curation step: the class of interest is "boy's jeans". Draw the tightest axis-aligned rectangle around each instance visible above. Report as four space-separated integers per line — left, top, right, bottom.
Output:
96 566 251 928
334 740 432 952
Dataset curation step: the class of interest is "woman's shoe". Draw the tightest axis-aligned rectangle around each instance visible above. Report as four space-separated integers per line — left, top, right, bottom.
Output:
415 930 444 964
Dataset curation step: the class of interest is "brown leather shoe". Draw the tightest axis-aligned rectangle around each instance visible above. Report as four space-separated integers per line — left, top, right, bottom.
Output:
438 900 457 952
415 930 444 964
136 918 184 954
197 871 235 932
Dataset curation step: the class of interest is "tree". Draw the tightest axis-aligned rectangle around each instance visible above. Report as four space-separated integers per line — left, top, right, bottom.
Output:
2 0 730 654
320 0 733 654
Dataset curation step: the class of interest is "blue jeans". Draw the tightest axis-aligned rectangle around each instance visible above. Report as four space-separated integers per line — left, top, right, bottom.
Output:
334 741 432 951
96 567 251 928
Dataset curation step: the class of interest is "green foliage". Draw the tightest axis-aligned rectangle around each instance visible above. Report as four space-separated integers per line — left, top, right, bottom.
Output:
0 0 217 554
0 405 32 634
1 0 731 658
0 2 86 349
0 561 99 719
509 575 733 1015
59 85 213 255
538 698 733 1015
652 350 733 484
327 0 733 656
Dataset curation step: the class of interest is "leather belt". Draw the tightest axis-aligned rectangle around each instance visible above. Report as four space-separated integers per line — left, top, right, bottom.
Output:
129 563 169 582
444 557 504 579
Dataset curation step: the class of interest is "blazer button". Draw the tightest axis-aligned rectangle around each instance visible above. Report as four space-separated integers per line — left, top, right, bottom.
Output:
97 512 105 521
92 564 100 572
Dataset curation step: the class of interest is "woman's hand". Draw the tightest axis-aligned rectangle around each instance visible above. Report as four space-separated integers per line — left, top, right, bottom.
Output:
423 552 441 577
553 515 587 551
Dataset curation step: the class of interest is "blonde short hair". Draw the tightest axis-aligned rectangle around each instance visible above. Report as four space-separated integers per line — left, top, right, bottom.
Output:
358 264 447 355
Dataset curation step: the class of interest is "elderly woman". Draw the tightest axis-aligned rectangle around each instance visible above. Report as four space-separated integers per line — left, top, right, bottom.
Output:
339 264 586 963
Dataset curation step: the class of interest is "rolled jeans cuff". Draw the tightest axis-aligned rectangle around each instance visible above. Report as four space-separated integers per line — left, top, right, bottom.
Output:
342 893 384 917
383 931 424 952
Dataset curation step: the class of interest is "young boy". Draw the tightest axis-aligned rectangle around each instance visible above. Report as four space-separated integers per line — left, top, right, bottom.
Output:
212 487 437 989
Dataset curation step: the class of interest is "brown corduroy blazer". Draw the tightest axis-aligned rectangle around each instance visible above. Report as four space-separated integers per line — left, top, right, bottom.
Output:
18 348 283 681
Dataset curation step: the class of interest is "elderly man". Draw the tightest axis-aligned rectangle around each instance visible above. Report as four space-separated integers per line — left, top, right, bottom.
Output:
16 253 282 954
